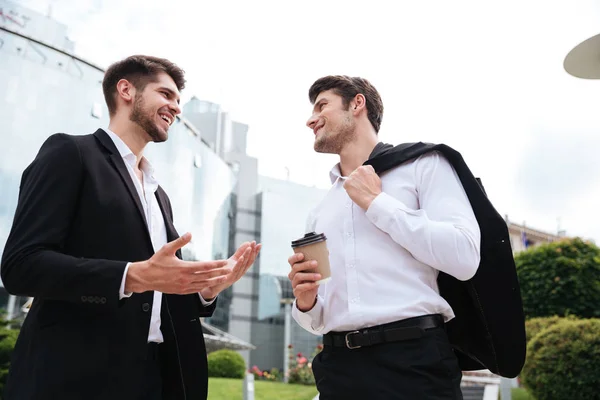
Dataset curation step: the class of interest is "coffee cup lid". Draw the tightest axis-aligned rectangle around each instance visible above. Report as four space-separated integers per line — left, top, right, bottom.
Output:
291 232 327 248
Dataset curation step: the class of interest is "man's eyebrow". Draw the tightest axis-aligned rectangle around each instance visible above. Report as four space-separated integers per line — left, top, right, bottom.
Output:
158 86 181 104
313 98 327 110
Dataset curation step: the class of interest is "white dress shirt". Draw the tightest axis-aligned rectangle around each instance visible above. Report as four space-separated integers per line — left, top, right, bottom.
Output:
292 151 481 335
105 129 213 343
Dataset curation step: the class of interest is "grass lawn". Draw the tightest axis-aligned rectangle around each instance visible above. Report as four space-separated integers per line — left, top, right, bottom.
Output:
208 377 318 400
511 387 535 400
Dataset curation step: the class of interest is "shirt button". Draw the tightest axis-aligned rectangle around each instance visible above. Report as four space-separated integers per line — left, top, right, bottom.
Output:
142 303 151 312
347 232 352 237
348 264 354 269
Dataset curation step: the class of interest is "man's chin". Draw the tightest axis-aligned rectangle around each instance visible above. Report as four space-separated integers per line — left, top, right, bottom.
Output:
314 144 336 154
149 128 169 143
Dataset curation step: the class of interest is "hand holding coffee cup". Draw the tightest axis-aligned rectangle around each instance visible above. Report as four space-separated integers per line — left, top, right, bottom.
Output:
288 232 331 312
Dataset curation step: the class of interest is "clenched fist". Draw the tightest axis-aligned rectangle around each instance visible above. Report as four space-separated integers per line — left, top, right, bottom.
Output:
343 165 382 210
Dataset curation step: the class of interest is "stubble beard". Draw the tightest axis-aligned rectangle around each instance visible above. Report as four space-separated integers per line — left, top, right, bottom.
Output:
130 94 167 143
314 114 356 154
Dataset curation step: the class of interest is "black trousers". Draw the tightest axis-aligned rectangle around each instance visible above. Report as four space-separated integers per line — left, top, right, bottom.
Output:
312 327 463 400
138 343 163 400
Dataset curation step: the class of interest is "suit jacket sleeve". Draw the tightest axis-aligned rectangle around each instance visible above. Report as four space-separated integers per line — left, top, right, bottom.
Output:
1 134 127 308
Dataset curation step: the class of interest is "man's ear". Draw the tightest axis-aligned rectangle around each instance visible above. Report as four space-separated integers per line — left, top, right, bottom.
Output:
351 93 366 114
116 79 136 105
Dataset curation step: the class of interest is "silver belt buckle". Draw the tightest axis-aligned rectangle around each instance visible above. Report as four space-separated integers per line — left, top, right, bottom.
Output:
345 331 361 349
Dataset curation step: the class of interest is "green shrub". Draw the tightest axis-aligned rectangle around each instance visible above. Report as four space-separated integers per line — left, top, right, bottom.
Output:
0 325 18 395
522 318 600 400
515 238 600 319
525 315 578 343
207 349 246 379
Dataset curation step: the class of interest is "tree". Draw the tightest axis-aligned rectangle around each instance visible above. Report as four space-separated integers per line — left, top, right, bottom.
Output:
515 237 600 319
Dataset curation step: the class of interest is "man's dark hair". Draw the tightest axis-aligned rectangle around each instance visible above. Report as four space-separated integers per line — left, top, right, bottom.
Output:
309 75 384 133
102 55 186 115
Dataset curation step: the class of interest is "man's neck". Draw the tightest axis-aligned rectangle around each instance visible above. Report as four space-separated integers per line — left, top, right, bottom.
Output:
108 117 149 168
338 132 379 177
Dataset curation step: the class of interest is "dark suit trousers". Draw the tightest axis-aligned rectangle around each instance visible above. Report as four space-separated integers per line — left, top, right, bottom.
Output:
312 327 463 400
137 343 163 400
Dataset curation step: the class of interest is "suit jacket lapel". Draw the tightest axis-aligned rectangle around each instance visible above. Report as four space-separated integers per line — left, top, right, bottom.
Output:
109 153 148 228
155 187 179 242
94 129 148 228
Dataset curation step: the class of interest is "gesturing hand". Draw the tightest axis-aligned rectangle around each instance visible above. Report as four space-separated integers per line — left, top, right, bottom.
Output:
199 241 262 300
126 233 231 295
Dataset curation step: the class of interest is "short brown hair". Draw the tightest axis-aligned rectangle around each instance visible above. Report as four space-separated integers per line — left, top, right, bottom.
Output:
309 75 384 132
102 55 186 115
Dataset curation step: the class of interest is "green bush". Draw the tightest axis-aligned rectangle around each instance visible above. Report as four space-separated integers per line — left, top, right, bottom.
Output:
0 326 19 396
525 315 578 343
515 238 600 319
522 318 600 400
207 349 246 379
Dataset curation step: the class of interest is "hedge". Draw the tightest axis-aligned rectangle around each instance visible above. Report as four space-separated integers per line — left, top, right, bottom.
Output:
522 318 600 400
207 349 246 379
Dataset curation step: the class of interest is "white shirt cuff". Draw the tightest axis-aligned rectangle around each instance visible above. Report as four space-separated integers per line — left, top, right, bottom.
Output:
292 295 325 333
199 294 216 306
119 262 133 300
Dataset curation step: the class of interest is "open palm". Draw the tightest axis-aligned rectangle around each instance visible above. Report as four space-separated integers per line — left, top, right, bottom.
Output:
200 241 262 299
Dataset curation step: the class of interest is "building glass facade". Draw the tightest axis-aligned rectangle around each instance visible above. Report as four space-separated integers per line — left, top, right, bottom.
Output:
249 177 328 371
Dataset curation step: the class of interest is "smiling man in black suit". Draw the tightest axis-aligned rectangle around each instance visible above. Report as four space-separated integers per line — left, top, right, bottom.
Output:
1 55 260 400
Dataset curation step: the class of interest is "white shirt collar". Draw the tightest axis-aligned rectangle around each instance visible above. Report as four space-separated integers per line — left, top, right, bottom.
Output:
104 128 156 180
329 163 345 184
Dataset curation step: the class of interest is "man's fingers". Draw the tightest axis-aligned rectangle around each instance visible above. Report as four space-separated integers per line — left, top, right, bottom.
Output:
293 282 319 295
181 276 230 294
187 266 230 279
288 252 304 267
185 259 229 273
288 260 315 280
292 260 317 274
292 272 321 288
163 232 192 255
232 242 251 259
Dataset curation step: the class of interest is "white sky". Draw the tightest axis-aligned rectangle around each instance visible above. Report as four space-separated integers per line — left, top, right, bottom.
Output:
16 0 600 242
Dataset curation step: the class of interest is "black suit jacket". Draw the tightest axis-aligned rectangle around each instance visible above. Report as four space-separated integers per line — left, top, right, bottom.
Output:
1 129 216 400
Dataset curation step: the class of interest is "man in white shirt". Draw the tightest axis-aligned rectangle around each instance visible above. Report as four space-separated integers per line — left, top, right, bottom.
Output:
1 55 260 400
288 75 481 399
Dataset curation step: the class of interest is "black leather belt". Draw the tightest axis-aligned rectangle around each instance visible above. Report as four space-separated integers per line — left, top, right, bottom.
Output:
323 314 444 349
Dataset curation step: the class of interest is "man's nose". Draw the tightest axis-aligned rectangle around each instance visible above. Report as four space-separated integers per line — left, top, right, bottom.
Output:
170 102 181 116
306 114 318 129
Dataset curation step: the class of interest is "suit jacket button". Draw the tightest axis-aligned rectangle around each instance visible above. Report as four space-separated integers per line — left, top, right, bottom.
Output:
101 297 107 304
81 296 87 302
142 303 150 312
